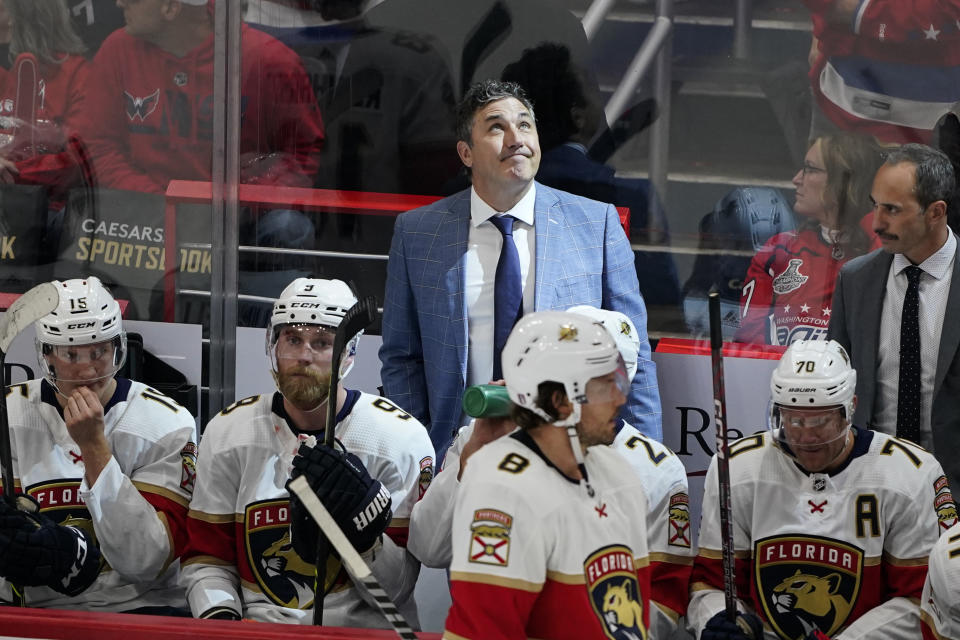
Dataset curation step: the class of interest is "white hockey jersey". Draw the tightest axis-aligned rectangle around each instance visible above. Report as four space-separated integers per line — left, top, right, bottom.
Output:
689 429 956 640
0 378 197 611
410 420 691 639
921 522 960 640
181 390 435 628
443 430 651 640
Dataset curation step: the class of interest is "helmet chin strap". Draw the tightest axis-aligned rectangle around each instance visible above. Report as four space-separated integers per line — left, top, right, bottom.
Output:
553 402 597 499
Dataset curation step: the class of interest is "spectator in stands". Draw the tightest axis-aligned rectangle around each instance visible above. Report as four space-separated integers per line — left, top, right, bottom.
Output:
66 0 125 57
81 0 324 193
829 143 960 492
379 79 661 460
735 131 884 345
0 1 10 70
804 0 960 144
0 0 90 212
501 42 680 308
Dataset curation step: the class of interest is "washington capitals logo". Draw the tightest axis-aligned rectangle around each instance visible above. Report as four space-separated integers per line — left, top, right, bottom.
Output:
124 89 160 122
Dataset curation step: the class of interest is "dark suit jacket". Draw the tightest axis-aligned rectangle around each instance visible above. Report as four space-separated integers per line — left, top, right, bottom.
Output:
828 241 960 489
379 182 662 456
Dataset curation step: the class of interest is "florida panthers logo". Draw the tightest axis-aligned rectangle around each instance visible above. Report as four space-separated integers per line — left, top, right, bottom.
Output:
756 536 862 638
245 500 317 609
124 89 160 122
585 545 647 640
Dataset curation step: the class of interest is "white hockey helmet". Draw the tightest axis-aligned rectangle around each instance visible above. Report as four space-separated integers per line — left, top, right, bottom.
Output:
566 305 640 380
266 278 360 373
770 339 856 421
35 277 127 385
502 310 627 424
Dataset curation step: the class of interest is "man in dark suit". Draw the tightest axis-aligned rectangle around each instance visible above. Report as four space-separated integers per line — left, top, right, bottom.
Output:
829 143 960 490
379 79 661 457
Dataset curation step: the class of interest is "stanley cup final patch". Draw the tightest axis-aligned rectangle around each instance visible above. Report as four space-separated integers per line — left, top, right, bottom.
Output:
772 259 809 294
468 509 513 567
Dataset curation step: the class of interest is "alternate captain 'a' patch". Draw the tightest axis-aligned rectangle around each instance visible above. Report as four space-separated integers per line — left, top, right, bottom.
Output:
755 535 863 639
244 499 316 609
585 544 647 640
468 509 512 566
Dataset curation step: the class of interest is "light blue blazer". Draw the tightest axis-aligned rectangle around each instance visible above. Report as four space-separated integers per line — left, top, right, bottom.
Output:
379 182 662 456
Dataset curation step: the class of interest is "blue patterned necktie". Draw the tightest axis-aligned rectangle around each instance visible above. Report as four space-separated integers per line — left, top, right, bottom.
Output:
490 215 522 380
897 265 923 444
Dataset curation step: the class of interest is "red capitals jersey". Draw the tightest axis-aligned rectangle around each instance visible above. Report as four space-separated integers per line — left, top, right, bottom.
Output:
81 24 323 193
736 216 880 346
804 0 960 143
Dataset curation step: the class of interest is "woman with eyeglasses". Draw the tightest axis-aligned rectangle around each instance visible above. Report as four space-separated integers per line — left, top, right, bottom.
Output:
735 131 886 345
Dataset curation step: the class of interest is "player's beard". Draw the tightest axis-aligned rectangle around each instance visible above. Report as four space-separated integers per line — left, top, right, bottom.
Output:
277 366 332 411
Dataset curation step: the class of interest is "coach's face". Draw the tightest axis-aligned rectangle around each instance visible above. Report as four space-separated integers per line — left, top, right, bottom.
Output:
871 162 945 264
457 97 541 207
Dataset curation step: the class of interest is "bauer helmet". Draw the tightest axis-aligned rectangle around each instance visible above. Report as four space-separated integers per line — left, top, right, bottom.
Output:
566 305 641 380
35 277 127 388
769 339 856 470
770 339 856 422
501 310 629 424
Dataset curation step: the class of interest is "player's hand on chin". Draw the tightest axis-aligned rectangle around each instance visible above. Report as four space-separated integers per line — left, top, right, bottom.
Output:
64 385 109 450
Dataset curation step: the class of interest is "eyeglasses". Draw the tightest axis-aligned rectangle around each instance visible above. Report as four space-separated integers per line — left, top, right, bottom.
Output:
800 163 827 178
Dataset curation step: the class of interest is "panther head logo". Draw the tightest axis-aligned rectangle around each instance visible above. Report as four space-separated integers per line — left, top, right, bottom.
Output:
771 570 851 636
260 532 315 608
602 578 646 639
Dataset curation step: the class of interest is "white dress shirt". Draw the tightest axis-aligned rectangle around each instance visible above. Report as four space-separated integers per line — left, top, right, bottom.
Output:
464 184 536 388
874 231 956 450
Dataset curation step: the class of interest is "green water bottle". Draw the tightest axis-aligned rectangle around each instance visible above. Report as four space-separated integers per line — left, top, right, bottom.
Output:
462 384 513 418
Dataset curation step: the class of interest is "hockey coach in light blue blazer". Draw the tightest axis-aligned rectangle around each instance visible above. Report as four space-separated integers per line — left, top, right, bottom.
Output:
379 79 661 458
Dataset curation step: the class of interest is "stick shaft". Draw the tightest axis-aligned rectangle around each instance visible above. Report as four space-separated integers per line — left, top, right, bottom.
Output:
288 477 417 640
708 293 738 621
0 352 13 503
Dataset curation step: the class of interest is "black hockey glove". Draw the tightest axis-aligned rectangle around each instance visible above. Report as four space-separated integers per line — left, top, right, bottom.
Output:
286 441 392 557
701 610 764 640
0 495 101 596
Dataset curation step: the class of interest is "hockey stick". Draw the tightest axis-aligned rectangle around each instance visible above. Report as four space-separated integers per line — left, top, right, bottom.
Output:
0 283 58 608
314 296 378 624
0 282 58 504
323 296 378 448
289 476 417 640
708 291 738 622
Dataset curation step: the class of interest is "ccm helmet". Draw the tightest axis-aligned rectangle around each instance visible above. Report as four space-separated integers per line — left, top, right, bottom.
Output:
566 305 641 380
502 310 626 423
35 277 127 386
266 278 359 375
